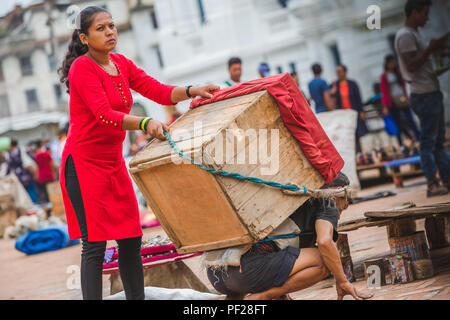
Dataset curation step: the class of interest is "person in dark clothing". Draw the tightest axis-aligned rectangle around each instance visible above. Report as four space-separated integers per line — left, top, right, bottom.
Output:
6 139 38 203
380 54 420 146
207 172 373 300
308 63 334 113
331 65 368 152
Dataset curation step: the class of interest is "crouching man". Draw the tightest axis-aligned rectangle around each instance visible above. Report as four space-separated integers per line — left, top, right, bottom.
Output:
203 172 373 300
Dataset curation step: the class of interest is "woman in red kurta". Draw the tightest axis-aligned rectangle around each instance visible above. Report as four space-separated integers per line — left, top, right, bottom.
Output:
58 6 218 300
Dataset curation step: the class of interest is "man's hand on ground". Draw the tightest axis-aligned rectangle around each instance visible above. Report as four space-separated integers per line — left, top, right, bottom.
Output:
336 281 374 300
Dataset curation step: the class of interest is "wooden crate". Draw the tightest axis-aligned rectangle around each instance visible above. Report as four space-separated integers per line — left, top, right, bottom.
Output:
129 91 324 253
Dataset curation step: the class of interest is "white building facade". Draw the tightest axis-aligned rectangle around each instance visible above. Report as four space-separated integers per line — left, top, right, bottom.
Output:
148 0 450 118
1 0 449 145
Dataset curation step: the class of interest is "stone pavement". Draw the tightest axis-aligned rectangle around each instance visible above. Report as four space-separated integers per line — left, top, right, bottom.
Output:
0 176 448 300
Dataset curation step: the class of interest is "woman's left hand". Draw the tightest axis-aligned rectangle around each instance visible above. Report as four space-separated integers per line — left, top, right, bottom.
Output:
191 85 220 99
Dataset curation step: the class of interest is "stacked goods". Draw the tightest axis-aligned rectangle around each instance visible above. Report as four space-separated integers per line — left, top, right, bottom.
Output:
425 215 450 249
102 236 202 272
386 254 415 284
411 259 434 280
316 110 359 190
130 74 344 253
102 236 206 295
0 194 17 238
364 258 388 287
336 233 355 282
388 231 430 262
387 218 416 238
46 181 66 219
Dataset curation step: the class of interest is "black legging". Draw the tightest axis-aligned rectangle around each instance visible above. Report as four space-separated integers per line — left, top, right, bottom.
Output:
65 154 144 300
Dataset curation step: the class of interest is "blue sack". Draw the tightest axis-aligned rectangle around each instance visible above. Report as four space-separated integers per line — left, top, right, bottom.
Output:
15 224 80 255
384 115 398 136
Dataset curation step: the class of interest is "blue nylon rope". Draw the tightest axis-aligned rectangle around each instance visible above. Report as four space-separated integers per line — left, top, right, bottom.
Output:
163 131 307 195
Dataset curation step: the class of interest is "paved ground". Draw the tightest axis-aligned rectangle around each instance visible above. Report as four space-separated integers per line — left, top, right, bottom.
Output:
0 176 449 300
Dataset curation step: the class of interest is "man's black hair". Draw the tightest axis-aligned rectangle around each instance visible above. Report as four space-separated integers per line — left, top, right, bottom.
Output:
311 63 322 75
405 0 432 18
228 57 242 68
337 64 348 73
10 138 18 147
323 172 350 189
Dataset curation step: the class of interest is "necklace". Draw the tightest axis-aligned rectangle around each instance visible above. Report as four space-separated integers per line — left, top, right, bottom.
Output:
87 53 131 108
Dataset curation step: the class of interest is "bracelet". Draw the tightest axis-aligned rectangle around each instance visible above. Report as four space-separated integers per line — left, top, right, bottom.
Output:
186 85 193 98
143 117 152 131
140 117 152 132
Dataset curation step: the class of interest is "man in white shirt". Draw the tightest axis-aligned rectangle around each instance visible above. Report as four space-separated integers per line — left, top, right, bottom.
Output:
395 0 450 197
222 57 242 89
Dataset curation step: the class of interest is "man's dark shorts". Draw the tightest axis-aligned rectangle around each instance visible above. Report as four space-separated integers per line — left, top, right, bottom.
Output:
207 198 339 296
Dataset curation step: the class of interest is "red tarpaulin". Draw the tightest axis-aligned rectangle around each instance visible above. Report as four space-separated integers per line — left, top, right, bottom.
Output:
190 73 344 185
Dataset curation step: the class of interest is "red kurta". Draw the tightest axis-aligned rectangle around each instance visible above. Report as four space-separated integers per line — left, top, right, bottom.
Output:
59 53 175 241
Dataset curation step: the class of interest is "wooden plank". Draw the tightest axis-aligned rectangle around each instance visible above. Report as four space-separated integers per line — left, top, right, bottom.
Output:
337 216 367 227
337 219 391 232
357 162 388 171
365 202 450 219
176 235 254 254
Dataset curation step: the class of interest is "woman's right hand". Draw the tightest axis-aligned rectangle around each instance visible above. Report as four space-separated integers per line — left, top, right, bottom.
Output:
146 119 170 140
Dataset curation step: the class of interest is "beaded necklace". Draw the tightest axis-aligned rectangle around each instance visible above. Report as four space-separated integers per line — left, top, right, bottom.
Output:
88 53 131 108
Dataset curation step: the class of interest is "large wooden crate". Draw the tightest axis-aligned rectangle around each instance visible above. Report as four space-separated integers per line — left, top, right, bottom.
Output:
129 91 324 253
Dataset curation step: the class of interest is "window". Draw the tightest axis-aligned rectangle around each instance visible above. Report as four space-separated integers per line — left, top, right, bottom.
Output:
25 89 40 112
0 94 10 118
153 45 164 68
0 62 4 82
197 0 206 25
329 44 342 67
54 83 62 104
48 55 56 71
289 62 297 74
149 6 159 29
278 0 290 8
19 56 33 76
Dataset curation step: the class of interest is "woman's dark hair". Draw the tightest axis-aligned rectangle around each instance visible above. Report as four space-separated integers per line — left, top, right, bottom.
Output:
384 54 403 86
58 6 110 93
